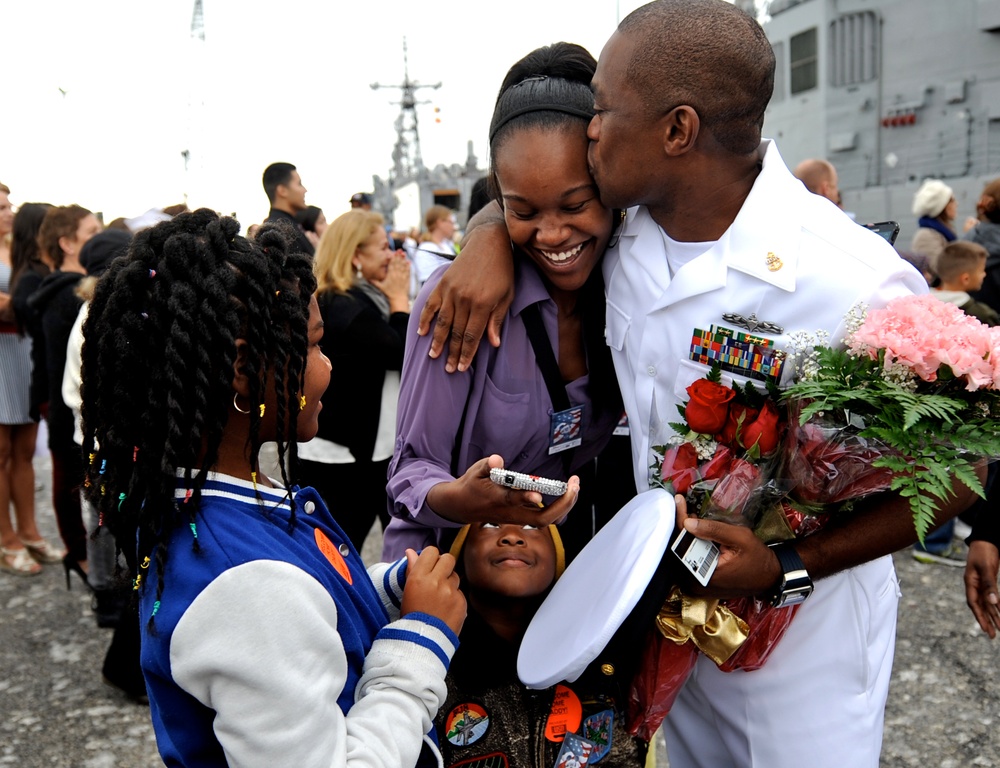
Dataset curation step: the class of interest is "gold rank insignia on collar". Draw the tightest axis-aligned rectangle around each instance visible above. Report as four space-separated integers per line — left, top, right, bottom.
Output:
765 252 783 271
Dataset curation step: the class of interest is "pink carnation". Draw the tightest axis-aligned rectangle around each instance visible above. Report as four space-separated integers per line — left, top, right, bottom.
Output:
848 295 998 390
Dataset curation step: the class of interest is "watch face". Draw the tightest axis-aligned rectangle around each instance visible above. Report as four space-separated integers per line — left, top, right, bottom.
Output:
773 583 813 608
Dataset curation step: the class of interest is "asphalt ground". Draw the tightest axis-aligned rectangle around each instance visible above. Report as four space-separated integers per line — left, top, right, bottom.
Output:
1 449 997 767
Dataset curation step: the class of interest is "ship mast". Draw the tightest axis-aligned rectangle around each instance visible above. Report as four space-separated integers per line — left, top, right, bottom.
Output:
370 39 441 191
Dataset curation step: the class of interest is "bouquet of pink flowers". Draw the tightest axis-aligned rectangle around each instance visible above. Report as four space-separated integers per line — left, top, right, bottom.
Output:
782 294 1000 542
630 294 1000 739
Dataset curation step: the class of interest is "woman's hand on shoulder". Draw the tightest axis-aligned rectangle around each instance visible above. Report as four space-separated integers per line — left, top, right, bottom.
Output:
417 208 515 373
426 455 580 529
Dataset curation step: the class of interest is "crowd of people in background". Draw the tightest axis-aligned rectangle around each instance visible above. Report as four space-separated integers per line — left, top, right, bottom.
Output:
1 1 999 766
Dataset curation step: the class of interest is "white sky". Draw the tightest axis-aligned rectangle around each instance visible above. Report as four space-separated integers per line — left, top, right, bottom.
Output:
3 0 648 229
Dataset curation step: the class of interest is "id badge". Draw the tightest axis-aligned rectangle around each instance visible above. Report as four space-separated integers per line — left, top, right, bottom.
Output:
670 528 720 587
549 405 584 455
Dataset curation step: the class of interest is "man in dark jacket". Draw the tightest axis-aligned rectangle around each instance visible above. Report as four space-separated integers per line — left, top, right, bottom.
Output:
262 162 315 256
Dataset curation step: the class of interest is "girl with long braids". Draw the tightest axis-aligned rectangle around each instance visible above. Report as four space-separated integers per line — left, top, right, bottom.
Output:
80 210 465 768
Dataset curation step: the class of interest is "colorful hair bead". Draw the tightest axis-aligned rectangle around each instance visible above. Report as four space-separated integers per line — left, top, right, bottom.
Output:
258 404 266 418
118 492 127 512
299 395 307 409
189 522 198 539
149 269 156 278
151 600 161 618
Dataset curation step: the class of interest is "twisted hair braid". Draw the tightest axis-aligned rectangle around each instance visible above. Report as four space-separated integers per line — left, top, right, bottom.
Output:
80 209 316 625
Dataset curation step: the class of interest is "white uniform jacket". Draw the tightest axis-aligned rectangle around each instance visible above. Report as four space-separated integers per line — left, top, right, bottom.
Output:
602 140 928 768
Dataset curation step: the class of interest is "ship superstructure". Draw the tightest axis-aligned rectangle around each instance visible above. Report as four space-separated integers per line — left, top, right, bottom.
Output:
762 0 1000 244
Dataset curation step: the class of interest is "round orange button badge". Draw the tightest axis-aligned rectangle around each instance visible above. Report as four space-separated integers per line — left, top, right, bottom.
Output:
544 684 582 742
315 528 352 585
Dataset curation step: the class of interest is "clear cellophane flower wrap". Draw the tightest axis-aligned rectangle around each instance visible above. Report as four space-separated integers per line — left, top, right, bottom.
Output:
780 400 897 512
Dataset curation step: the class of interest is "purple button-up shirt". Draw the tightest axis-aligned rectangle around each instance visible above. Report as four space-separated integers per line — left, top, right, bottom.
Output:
383 258 619 560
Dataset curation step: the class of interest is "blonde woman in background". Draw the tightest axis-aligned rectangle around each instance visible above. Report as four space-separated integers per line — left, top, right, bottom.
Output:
297 210 411 551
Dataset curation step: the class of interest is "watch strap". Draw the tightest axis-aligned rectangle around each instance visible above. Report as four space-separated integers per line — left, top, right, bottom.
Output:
767 541 813 608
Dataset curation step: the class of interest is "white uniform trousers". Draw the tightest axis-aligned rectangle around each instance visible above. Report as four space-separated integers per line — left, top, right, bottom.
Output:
663 555 899 768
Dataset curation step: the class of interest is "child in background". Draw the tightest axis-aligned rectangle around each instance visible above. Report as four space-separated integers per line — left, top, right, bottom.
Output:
80 210 465 768
932 241 1000 325
438 521 645 767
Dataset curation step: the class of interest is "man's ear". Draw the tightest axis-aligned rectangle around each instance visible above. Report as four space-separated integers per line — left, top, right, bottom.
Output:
662 106 700 157
231 339 250 398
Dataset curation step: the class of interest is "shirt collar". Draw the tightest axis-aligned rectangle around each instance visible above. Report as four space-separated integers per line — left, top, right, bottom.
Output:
615 139 802 293
510 255 555 316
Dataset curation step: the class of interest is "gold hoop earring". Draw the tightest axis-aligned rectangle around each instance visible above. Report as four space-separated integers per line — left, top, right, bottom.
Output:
233 393 251 414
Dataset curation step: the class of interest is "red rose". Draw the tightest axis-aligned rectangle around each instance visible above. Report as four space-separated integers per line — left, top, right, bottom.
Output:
739 400 781 456
685 379 735 434
702 458 762 523
716 403 759 447
699 444 734 482
659 442 699 494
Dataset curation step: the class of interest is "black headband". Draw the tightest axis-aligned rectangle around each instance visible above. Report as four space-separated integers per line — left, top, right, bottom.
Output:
488 76 596 142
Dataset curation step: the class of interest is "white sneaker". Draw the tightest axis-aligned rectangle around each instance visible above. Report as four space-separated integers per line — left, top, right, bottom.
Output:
953 519 973 541
912 541 968 567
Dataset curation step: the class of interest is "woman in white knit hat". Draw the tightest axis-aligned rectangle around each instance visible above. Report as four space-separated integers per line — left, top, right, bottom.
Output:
911 178 958 271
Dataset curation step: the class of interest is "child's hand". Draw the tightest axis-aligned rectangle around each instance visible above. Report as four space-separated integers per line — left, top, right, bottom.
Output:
401 547 467 635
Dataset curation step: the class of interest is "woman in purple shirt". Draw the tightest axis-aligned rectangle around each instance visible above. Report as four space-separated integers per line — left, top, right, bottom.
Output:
385 43 633 562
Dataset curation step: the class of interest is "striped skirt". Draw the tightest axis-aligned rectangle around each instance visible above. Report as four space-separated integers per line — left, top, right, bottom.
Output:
0 331 33 425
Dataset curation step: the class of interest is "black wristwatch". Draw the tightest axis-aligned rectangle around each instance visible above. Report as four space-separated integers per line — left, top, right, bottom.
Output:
767 542 813 608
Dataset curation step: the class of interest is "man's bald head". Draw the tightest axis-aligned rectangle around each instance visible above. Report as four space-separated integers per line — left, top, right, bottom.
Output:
617 0 775 157
793 158 841 206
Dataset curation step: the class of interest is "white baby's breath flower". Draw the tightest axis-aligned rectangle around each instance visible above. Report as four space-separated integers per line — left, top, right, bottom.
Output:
843 302 868 337
787 328 830 380
880 361 918 391
694 437 718 461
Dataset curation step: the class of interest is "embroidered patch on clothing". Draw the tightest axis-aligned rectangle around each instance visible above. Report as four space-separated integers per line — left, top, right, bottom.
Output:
314 529 352 585
545 684 582 743
581 710 614 763
554 732 598 767
445 702 491 747
549 406 584 454
689 324 786 383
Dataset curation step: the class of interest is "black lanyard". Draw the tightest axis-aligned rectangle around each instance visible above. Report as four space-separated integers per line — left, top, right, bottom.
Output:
522 303 575 473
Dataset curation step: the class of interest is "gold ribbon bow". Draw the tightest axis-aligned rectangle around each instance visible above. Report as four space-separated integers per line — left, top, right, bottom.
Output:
655 587 750 666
